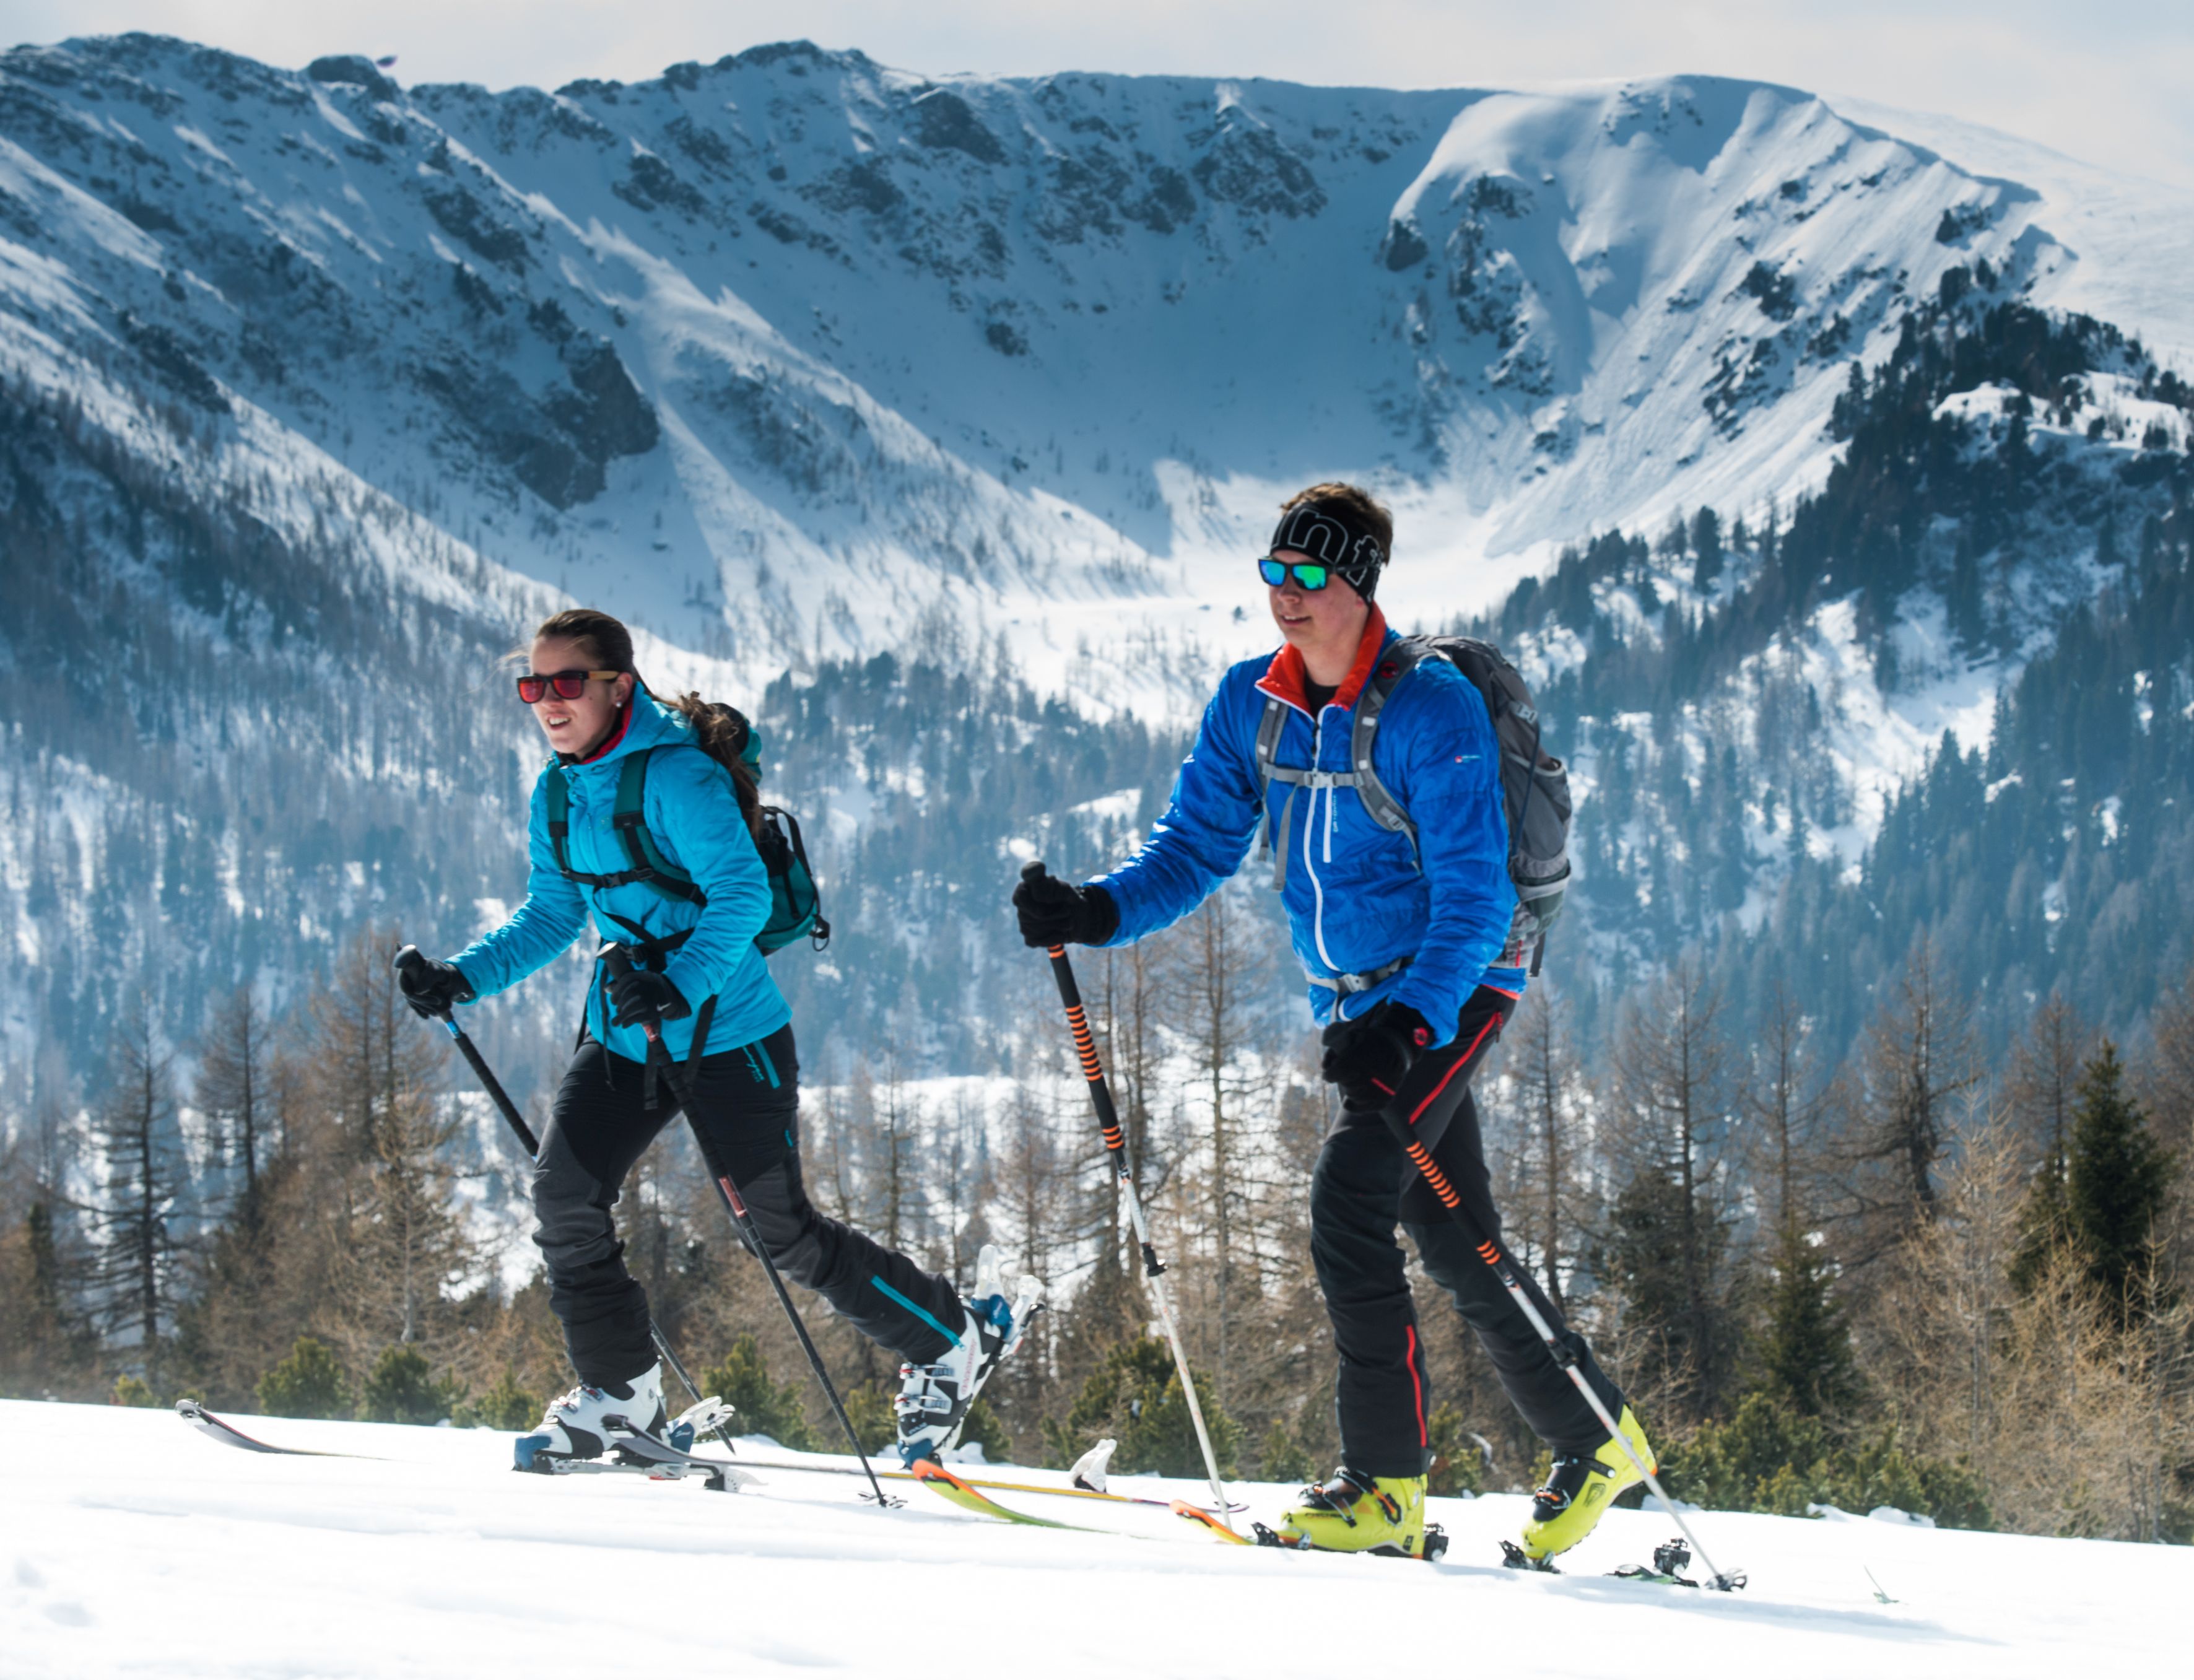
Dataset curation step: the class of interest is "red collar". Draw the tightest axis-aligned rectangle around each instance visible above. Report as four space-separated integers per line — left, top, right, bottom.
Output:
1255 605 1388 716
571 700 634 765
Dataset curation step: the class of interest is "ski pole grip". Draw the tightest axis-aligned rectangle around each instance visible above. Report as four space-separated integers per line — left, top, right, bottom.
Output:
599 944 668 1045
391 943 438 1012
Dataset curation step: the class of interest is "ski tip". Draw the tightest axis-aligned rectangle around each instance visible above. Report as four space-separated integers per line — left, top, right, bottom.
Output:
1170 1499 1252 1544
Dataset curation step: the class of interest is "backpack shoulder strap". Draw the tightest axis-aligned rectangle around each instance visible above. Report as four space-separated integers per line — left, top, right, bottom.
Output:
1350 635 1436 843
612 747 705 905
543 757 577 875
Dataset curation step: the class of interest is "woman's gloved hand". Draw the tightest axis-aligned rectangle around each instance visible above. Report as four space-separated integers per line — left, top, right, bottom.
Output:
1013 860 1120 949
609 967 691 1029
1320 1002 1433 1107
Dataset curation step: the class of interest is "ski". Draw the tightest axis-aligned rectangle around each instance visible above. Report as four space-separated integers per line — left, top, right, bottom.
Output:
176 1398 388 1460
1500 1536 1746 1590
736 1455 1242 1515
908 1457 1091 1530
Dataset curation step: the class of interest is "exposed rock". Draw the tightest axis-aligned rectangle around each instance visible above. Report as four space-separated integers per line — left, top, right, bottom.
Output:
1191 120 1323 218
1382 217 1429 271
912 89 1006 165
305 54 399 103
421 184 529 271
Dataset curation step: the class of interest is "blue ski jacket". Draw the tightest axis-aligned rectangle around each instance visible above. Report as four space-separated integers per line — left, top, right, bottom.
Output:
450 693 790 1062
1094 609 1524 1045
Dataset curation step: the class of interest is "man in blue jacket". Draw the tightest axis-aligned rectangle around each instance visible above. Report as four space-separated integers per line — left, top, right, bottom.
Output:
1015 485 1651 1561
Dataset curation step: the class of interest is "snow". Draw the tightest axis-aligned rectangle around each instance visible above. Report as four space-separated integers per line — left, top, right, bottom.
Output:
4 1399 2181 1677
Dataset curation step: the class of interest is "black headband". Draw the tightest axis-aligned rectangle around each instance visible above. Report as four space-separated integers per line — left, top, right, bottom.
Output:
1269 500 1387 595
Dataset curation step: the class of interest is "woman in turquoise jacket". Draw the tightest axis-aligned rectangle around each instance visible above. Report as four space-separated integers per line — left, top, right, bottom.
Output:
401 609 1034 1467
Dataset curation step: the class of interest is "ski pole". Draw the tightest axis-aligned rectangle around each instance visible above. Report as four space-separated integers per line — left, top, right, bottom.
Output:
1373 1100 1741 1590
1040 935 1235 1529
391 944 726 1449
600 945 899 1510
394 945 538 1154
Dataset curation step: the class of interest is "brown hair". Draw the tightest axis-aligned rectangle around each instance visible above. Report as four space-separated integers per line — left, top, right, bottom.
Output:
1279 482 1394 560
529 608 763 839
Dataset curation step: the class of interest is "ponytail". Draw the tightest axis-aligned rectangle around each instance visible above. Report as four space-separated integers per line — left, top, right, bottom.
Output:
660 690 765 842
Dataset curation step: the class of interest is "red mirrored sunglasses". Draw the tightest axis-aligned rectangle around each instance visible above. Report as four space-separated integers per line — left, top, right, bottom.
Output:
516 669 622 703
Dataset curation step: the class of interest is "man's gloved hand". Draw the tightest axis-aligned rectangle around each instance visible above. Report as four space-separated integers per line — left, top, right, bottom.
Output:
1014 861 1121 949
609 967 691 1029
397 954 474 1020
1320 1003 1434 1107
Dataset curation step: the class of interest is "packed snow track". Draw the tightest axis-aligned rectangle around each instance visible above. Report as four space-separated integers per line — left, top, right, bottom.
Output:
2 1400 2178 1676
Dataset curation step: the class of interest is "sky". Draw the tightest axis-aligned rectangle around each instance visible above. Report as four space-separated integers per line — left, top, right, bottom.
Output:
2 1 2191 193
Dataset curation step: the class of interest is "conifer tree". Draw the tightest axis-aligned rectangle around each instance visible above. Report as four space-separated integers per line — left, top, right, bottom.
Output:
195 987 274 1219
2007 994 2089 1296
1848 941 1977 1256
2063 1042 2174 1324
1603 963 1738 1419
1744 983 1857 1414
80 1009 188 1388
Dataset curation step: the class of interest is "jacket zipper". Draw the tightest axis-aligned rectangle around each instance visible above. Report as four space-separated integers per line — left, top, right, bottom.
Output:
1305 708 1338 972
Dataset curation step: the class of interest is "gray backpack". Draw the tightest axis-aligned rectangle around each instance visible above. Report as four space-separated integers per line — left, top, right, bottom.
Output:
1251 634 1572 972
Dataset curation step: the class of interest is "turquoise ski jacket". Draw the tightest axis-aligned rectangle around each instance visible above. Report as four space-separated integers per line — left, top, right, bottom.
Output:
1092 608 1522 1046
450 693 790 1062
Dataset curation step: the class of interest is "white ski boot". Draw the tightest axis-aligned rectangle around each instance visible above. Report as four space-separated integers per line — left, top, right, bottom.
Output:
894 1246 1043 1467
513 1362 666 1471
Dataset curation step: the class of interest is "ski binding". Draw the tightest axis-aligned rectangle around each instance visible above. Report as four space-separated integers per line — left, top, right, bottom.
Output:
515 1412 758 1492
1503 1535 1745 1590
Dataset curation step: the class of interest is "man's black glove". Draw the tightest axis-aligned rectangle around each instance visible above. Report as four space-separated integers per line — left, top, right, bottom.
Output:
1320 1002 1434 1107
609 967 691 1029
397 954 474 1020
1014 860 1120 949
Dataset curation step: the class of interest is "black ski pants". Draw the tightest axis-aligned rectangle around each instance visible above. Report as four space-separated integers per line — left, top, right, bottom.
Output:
1311 985 1626 1478
533 1027 965 1386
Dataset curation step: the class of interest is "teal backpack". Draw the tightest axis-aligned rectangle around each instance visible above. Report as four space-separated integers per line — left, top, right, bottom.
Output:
542 703 829 957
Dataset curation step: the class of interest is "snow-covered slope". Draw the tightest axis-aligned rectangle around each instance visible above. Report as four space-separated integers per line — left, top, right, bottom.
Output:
1829 92 2194 366
4 38 2169 683
4 1399 2175 1678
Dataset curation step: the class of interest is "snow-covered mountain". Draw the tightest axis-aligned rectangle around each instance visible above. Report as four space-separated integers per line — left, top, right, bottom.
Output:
4 32 2192 1084
7 38 2172 674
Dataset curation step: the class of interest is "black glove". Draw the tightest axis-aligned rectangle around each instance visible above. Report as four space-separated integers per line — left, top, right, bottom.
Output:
396 954 474 1019
609 967 691 1029
1320 1003 1434 1107
1014 861 1120 949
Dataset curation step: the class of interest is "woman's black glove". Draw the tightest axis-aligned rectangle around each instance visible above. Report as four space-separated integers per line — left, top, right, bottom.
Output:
609 967 691 1029
397 954 474 1019
1320 1002 1434 1107
1014 861 1120 949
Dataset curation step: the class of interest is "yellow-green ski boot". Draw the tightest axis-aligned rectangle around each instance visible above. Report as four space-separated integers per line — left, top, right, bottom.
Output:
1271 1469 1436 1558
1517 1406 1656 1563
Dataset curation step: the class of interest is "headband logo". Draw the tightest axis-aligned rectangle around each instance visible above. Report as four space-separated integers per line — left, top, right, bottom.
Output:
1272 504 1385 577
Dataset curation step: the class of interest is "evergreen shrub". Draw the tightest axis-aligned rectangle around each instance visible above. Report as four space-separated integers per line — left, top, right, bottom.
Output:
1042 1336 1241 1478
699 1334 820 1450
1426 1403 1485 1496
256 1336 351 1419
357 1346 458 1425
1660 1393 1991 1528
453 1368 539 1432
